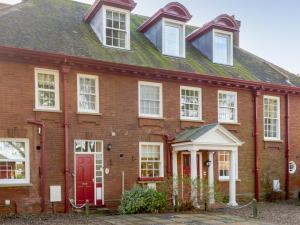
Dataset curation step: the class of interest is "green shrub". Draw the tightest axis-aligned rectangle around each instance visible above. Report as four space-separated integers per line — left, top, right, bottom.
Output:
119 186 167 214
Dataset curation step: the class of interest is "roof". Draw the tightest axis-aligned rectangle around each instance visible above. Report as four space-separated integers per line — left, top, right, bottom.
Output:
138 2 192 33
173 124 218 143
0 0 299 87
84 0 136 22
187 14 240 42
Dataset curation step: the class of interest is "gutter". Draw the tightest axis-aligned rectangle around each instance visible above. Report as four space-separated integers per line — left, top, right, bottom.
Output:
253 90 260 201
27 120 46 213
61 64 71 213
285 94 290 199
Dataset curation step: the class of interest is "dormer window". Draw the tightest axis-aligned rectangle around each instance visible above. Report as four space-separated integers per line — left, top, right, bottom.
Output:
105 9 128 48
84 0 136 50
138 2 192 58
213 30 233 65
187 14 240 66
163 20 185 57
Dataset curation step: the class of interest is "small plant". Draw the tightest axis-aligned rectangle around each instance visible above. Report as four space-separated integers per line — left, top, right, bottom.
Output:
119 186 167 214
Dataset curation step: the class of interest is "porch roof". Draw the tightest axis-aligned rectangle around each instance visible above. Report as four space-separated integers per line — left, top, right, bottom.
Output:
173 124 218 144
172 123 244 151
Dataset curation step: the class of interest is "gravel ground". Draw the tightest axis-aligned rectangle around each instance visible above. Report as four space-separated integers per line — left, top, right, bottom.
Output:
0 214 110 225
1 201 300 225
226 201 300 225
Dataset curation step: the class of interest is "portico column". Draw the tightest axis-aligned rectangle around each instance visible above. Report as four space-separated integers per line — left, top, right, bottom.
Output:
208 152 215 204
190 150 198 205
172 151 178 205
229 150 238 206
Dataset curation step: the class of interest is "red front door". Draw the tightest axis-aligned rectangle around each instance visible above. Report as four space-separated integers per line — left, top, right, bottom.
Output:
76 155 94 205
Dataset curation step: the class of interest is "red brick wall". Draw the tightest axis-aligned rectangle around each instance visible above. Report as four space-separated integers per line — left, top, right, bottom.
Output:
0 60 297 213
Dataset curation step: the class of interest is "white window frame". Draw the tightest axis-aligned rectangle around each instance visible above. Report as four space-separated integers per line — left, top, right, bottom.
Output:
139 142 164 178
34 68 60 111
263 95 281 141
218 90 238 123
162 18 186 58
77 74 100 114
103 5 131 50
0 138 30 185
213 29 233 66
138 81 163 118
218 151 238 181
180 86 202 121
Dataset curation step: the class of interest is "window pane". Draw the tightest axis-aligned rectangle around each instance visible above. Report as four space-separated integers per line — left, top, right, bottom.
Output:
0 140 27 181
264 97 279 139
78 76 98 112
37 73 56 108
181 88 201 119
214 33 230 64
218 92 236 122
105 10 127 48
140 84 161 116
140 144 162 178
164 24 180 57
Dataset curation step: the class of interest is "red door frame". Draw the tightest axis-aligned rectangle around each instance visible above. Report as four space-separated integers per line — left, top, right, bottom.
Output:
75 154 95 205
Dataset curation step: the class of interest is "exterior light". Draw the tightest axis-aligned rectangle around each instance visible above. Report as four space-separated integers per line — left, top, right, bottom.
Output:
107 143 112 151
205 160 212 167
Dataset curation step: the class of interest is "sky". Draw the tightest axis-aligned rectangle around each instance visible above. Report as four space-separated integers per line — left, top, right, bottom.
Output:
1 0 299 75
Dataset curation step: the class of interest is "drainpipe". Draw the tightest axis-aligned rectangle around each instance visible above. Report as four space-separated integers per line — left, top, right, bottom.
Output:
27 120 46 213
285 94 290 199
163 134 174 176
253 90 261 201
61 64 71 213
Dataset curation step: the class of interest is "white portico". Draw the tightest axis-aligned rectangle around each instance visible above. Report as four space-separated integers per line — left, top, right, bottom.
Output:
172 124 244 206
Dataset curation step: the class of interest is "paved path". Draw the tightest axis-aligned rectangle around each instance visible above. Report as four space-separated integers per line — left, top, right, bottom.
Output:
103 213 273 225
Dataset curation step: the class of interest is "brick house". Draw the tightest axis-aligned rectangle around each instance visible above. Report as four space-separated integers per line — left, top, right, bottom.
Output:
0 0 300 213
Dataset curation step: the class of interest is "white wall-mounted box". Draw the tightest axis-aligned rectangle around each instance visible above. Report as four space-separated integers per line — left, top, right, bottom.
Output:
50 185 62 202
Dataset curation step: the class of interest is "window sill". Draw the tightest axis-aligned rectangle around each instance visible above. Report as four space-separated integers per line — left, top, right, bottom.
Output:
0 183 33 188
218 179 241 182
77 112 103 116
180 119 205 123
219 122 240 125
138 116 165 120
137 177 164 182
264 139 283 143
33 109 62 113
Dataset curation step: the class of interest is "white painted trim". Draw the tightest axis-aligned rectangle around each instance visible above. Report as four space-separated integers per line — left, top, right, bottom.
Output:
0 138 30 185
77 74 100 114
138 81 163 118
263 95 281 141
139 142 164 178
162 18 186 58
212 29 233 66
34 68 60 111
74 140 104 206
102 5 131 50
218 90 238 123
180 86 202 121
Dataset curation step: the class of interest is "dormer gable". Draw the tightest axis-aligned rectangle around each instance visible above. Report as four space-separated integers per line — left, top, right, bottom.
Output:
85 0 136 50
186 14 241 66
138 2 192 58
